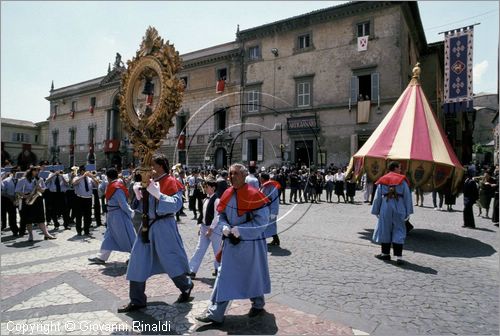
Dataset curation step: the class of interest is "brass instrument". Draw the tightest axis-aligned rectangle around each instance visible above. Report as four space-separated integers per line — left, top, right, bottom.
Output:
25 178 44 206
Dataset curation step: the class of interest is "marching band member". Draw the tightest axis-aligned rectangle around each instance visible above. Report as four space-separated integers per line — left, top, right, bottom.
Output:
15 166 56 241
72 166 99 236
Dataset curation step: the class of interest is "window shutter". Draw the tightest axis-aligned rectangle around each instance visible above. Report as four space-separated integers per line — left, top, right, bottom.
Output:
242 138 248 162
371 72 379 101
257 138 263 161
350 76 359 103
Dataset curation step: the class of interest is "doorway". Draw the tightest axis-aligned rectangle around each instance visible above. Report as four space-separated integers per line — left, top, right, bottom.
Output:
215 147 227 169
294 140 314 167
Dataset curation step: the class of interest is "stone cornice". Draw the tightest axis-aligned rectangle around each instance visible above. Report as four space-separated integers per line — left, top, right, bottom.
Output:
237 1 395 42
182 49 241 69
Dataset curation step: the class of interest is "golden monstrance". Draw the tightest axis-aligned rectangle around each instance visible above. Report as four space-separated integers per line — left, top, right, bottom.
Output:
118 27 184 242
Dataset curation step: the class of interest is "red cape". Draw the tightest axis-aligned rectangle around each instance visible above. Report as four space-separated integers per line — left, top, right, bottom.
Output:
217 183 269 217
262 180 281 190
158 174 185 196
105 180 129 201
375 172 409 186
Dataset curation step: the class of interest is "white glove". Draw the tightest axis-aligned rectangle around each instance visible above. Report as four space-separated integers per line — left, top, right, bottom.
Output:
146 180 161 200
231 226 240 238
133 182 142 201
222 225 231 237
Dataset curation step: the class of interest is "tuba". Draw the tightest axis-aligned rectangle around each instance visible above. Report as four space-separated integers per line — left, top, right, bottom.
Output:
26 178 44 206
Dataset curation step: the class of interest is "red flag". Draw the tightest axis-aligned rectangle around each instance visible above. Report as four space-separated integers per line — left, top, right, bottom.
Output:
89 106 94 114
216 79 225 94
70 111 75 119
146 95 154 106
177 133 186 150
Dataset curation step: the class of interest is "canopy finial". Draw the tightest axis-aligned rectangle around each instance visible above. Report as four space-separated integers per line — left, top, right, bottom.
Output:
410 62 421 85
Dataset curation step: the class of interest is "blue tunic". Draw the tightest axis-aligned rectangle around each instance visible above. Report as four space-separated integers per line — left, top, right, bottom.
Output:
213 194 270 302
101 187 136 253
260 183 280 238
126 190 190 282
371 181 413 244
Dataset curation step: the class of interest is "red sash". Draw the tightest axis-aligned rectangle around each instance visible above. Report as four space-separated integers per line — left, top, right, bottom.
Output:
105 180 129 201
375 172 409 186
158 175 185 196
262 180 281 190
217 184 269 217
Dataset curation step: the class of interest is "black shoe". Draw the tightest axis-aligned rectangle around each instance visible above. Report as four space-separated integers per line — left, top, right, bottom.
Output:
117 303 146 313
77 232 82 236
248 307 265 318
195 315 223 325
176 282 194 303
88 257 106 264
212 269 218 277
375 254 391 261
44 235 56 240
188 272 196 279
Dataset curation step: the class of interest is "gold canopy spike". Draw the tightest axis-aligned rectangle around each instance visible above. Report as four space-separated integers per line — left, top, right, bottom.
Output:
410 62 421 85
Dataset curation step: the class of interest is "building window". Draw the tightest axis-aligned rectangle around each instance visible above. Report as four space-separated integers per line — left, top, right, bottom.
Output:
71 101 77 112
88 125 95 145
34 135 39 143
298 34 311 49
90 97 96 107
12 133 30 142
350 71 379 103
52 130 58 148
180 76 188 90
296 79 312 107
246 88 260 113
215 108 226 131
248 45 260 60
177 114 187 136
217 68 227 81
357 21 370 37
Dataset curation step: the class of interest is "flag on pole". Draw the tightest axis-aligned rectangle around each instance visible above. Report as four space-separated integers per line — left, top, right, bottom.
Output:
357 36 368 51
444 26 474 114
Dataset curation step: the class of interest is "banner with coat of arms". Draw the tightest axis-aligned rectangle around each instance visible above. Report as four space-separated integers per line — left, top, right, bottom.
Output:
443 26 474 114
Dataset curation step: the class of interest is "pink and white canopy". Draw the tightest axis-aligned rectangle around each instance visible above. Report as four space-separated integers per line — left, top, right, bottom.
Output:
348 73 464 193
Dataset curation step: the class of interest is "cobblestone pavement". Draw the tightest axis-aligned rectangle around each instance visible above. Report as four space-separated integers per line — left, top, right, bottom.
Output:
1 191 498 335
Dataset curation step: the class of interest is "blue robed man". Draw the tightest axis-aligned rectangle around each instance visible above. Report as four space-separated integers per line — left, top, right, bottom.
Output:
118 154 193 313
259 171 281 246
88 168 136 265
371 161 413 265
196 163 270 325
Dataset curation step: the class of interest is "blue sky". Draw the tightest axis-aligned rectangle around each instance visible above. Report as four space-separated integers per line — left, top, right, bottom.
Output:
1 1 498 123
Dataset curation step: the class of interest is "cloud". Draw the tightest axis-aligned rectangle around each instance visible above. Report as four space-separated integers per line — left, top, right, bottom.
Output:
473 60 488 87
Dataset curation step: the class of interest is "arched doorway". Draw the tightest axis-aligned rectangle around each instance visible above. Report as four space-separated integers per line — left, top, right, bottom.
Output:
215 147 227 169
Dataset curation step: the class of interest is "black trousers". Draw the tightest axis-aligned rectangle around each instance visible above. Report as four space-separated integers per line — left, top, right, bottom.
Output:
93 189 102 225
463 204 475 228
49 192 70 226
381 242 403 257
1 196 18 234
75 197 93 234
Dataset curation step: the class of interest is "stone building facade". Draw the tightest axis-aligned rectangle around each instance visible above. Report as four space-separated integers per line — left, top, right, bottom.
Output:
1 118 49 170
44 1 445 171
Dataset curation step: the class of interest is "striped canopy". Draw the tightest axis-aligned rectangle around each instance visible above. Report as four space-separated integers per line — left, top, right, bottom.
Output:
347 67 464 193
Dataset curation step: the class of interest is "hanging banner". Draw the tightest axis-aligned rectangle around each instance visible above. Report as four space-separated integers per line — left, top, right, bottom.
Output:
444 26 474 113
357 36 368 51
